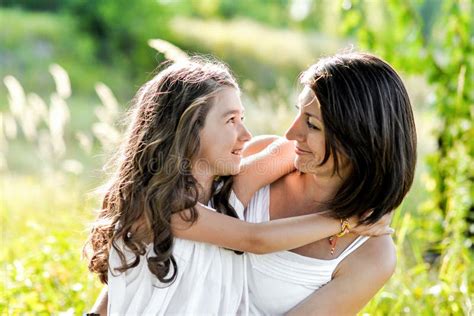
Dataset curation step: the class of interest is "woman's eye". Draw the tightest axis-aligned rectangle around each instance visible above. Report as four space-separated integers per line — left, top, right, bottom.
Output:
227 117 235 124
241 116 245 121
306 119 320 130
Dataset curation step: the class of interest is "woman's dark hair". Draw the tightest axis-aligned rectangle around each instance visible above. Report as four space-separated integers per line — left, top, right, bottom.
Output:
84 57 241 284
301 52 417 224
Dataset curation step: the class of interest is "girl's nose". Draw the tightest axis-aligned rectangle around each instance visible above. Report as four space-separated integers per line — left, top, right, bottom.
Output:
239 123 252 142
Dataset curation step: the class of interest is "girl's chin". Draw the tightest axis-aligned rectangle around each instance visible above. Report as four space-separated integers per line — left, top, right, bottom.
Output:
214 163 241 176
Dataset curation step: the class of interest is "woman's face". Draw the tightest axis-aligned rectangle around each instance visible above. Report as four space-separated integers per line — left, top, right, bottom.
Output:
285 86 349 178
196 87 252 176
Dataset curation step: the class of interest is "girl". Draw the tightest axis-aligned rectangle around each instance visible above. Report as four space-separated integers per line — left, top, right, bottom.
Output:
85 57 390 315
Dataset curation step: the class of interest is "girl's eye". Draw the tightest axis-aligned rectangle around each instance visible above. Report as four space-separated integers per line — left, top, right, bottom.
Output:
306 119 320 130
228 116 245 123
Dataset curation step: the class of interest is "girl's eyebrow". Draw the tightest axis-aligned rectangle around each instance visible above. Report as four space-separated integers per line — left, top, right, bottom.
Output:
221 109 245 118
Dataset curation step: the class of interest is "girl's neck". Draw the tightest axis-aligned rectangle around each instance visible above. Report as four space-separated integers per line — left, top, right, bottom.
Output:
191 169 215 204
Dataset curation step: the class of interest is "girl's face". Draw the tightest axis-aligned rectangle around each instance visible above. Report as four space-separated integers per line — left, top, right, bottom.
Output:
196 87 252 176
285 86 350 178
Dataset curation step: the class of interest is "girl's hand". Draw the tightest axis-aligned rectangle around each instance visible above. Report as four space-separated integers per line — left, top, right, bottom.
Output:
350 212 394 237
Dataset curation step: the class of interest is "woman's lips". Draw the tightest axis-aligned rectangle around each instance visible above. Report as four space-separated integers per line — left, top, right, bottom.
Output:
295 146 312 155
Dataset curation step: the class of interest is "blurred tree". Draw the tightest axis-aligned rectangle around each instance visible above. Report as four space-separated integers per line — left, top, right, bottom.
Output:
169 0 324 30
292 0 326 30
218 0 290 27
340 0 473 313
0 0 65 11
64 0 171 80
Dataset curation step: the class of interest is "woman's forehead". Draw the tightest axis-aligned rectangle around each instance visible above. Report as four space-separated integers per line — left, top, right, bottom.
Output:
299 86 320 111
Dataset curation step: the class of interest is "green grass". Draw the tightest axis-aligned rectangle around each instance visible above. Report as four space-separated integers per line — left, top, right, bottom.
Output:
362 205 473 315
1 174 102 314
1 173 472 314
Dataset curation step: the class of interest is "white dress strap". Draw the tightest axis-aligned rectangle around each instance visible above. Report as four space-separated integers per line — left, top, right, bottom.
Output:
335 236 370 263
230 190 246 220
245 185 270 223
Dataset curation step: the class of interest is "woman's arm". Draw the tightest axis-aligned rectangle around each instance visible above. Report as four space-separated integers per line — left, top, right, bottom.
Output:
234 136 296 206
286 235 397 316
172 204 392 254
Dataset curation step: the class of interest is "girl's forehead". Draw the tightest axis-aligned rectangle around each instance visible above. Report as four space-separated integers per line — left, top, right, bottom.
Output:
211 87 244 115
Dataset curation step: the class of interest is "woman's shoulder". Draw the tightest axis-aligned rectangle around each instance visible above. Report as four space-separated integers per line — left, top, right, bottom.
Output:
270 170 301 192
337 235 396 282
361 235 396 266
269 171 304 212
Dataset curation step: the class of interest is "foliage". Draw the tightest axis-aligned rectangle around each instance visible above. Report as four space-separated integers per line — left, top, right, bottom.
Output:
340 0 473 314
1 1 473 314
0 8 132 103
0 0 65 12
0 1 345 93
169 17 343 90
64 0 172 79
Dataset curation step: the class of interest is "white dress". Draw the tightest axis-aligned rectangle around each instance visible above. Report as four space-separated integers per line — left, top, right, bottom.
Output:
244 185 369 315
108 192 248 315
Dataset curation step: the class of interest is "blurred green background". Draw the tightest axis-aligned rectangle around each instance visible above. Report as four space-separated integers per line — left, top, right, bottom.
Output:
0 0 472 314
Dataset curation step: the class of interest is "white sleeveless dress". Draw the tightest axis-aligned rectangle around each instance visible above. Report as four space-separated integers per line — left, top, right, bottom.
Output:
245 185 369 315
107 192 248 315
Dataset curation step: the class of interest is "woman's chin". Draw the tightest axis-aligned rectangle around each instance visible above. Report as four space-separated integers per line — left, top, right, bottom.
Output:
294 158 311 174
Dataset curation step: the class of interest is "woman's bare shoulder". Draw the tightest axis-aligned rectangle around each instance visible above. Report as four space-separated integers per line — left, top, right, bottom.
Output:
337 235 397 283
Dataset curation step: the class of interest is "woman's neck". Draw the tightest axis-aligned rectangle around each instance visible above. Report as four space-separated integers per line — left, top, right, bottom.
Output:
301 171 345 207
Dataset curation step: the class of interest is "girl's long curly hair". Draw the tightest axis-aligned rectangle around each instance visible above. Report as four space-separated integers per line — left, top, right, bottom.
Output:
84 58 241 285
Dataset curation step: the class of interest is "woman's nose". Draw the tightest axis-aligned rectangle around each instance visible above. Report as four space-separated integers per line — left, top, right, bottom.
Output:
285 115 305 142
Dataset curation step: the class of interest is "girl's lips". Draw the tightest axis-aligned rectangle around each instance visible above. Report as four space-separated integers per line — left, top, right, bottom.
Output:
231 148 243 155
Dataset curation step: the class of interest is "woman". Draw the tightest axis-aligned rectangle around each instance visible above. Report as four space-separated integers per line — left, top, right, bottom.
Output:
86 57 389 315
243 52 417 315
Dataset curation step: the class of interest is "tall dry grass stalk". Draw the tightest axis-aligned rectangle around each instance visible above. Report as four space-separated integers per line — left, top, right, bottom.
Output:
1 64 122 175
148 39 189 62
49 64 72 99
91 83 121 151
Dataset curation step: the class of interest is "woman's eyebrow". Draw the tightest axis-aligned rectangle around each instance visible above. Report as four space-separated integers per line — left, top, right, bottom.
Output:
295 103 321 121
301 95 322 121
305 111 322 122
